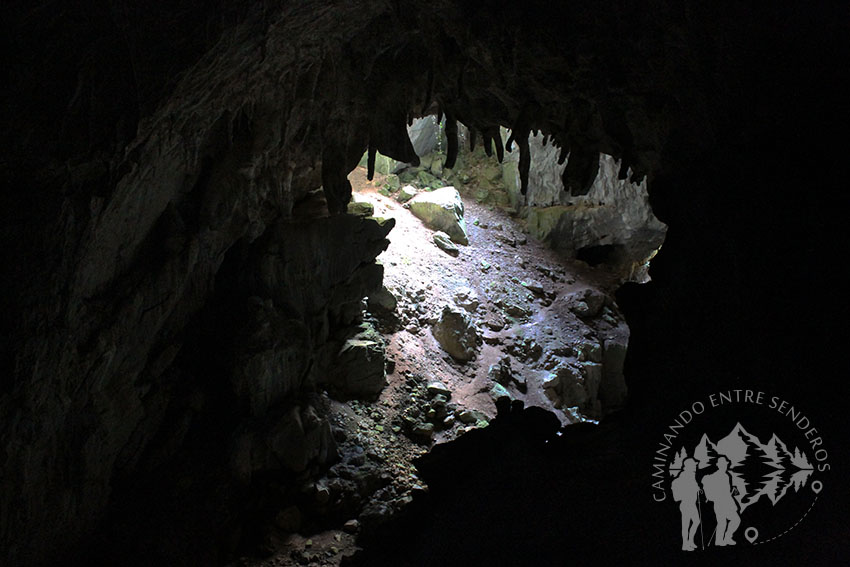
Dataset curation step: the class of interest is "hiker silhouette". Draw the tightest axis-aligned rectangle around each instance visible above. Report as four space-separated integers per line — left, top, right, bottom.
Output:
671 458 701 551
701 456 741 546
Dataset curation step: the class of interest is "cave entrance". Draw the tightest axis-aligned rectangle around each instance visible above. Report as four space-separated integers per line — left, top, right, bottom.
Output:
341 117 666 437
254 117 668 565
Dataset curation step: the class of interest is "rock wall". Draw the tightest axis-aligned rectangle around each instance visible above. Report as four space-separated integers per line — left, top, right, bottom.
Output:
503 134 667 281
1 3 407 562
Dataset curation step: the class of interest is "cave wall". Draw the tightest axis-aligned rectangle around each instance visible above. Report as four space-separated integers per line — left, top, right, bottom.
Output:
504 140 667 280
2 0 848 564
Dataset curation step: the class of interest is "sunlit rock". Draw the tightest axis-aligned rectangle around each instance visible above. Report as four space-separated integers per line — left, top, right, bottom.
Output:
431 304 478 361
407 187 469 244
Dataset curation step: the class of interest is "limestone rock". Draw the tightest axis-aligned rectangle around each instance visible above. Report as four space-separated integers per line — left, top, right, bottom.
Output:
432 231 459 256
329 322 387 398
488 357 513 386
368 285 398 313
453 286 480 312
408 117 441 156
458 409 487 424
489 383 513 403
384 174 400 191
408 187 469 245
416 169 443 189
576 341 603 363
581 362 603 416
495 297 531 318
564 289 607 318
343 519 360 534
520 280 545 294
412 422 434 439
397 184 418 203
347 200 375 217
431 304 478 361
426 381 452 398
503 135 667 281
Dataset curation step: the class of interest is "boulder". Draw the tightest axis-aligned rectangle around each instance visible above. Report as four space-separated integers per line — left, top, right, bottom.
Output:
416 169 443 189
347 200 374 217
408 187 469 244
384 173 400 191
489 383 513 403
431 304 478 361
426 381 452 398
412 422 434 439
397 184 418 203
407 117 441 156
432 231 459 256
367 285 397 313
457 409 487 424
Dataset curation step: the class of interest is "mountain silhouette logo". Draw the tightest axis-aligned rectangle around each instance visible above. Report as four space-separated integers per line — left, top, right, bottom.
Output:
653 392 829 552
670 424 814 515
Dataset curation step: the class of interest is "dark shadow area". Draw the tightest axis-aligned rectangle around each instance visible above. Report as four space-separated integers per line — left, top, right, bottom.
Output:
576 243 618 266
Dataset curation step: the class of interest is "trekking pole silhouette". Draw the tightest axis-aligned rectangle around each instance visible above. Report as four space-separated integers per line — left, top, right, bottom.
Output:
697 488 704 549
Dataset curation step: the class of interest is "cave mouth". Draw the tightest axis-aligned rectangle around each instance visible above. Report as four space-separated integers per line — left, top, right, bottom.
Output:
345 116 668 426
223 116 668 565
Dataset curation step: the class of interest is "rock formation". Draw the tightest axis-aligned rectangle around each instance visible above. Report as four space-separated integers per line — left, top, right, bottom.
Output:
1 1 847 565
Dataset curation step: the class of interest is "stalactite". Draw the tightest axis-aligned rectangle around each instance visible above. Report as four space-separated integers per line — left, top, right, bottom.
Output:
444 115 458 169
367 144 376 180
490 127 504 163
482 131 493 157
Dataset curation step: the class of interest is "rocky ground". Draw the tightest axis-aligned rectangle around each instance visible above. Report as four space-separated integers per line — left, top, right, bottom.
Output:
233 152 633 566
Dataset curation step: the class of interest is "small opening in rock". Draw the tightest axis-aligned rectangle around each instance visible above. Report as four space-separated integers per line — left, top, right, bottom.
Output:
576 243 618 266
